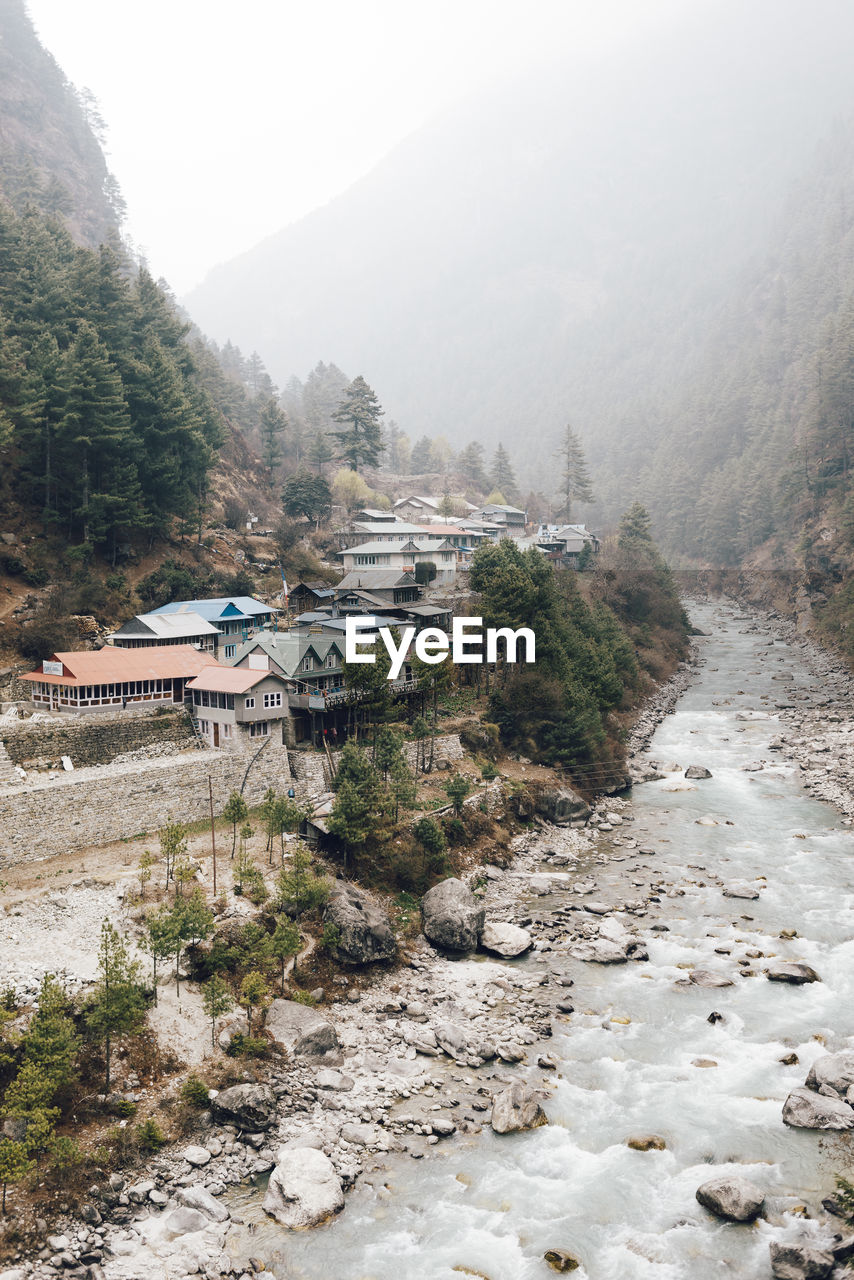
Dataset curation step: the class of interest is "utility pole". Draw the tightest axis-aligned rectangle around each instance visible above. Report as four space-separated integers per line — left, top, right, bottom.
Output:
208 776 217 895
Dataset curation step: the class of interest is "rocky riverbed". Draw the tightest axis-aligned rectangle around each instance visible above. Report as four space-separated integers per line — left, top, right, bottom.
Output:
6 599 854 1280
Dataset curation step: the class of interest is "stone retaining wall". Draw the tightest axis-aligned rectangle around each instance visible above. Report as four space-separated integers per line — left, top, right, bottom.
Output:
1 706 196 770
0 743 292 867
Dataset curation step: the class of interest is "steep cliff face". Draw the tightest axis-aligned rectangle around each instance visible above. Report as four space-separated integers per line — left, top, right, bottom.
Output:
0 0 121 246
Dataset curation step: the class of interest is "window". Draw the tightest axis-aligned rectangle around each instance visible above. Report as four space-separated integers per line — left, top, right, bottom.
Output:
263 691 282 708
201 690 210 707
222 723 232 738
250 720 269 737
301 655 314 671
244 696 255 709
226 694 234 710
325 653 337 668
224 644 236 658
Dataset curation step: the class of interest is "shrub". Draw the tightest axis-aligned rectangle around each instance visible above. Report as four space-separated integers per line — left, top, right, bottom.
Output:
225 1034 269 1059
481 761 498 781
319 923 341 954
443 816 466 845
109 1098 137 1118
180 1077 210 1109
291 989 317 1007
135 1119 166 1152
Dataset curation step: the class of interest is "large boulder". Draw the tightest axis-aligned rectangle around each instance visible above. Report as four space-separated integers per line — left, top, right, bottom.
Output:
263 1146 344 1229
490 1082 549 1134
571 938 629 964
685 766 713 780
480 921 533 958
421 878 484 951
265 999 339 1060
769 1241 835 1279
211 1082 277 1130
805 1051 854 1099
782 1087 854 1130
177 1184 230 1224
161 1207 210 1238
767 962 821 985
217 1010 250 1051
722 883 761 900
324 883 396 965
536 788 591 824
695 1175 765 1222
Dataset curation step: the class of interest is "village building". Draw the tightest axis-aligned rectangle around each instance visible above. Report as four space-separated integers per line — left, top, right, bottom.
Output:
185 664 291 748
149 596 278 658
514 523 600 567
335 570 420 604
22 645 216 713
477 503 527 532
338 538 458 584
106 611 221 653
393 494 440 521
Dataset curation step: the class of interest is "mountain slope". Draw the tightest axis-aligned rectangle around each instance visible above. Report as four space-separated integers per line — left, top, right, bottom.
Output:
185 0 854 500
0 0 121 245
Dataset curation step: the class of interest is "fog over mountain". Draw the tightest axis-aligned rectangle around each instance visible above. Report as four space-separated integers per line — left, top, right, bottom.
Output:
186 0 854 512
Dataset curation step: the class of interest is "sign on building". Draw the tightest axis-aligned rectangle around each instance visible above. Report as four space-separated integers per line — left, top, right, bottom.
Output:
308 692 327 710
248 654 269 670
42 660 63 675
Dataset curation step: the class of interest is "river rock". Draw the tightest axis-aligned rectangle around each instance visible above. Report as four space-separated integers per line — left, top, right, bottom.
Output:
782 1087 854 1130
265 999 339 1059
490 1082 548 1133
536 788 591 824
324 883 396 964
181 1144 211 1167
177 1184 230 1223
421 878 485 951
685 766 713 779
805 1051 854 1099
626 1135 666 1151
480 921 533 958
722 882 760 899
544 1249 581 1273
695 1175 765 1222
211 1083 277 1130
161 1206 210 1238
689 969 734 988
767 962 821 984
263 1146 344 1229
435 1021 496 1062
315 1068 354 1091
769 1241 835 1279
571 938 629 964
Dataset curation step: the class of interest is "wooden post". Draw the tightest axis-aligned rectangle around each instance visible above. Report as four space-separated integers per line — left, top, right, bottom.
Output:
208 775 217 896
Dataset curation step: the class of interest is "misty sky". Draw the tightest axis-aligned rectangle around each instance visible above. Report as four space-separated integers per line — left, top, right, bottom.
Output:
27 0 681 297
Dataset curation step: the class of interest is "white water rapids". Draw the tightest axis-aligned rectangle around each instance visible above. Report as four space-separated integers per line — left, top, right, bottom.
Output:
225 602 854 1278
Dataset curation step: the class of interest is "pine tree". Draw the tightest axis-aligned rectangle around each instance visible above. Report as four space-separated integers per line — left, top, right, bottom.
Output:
458 441 488 491
223 791 249 859
490 443 518 501
258 396 287 482
557 423 594 520
331 375 385 470
202 975 232 1049
84 920 146 1093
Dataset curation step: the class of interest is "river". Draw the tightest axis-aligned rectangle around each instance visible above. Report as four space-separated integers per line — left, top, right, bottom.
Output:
225 601 854 1279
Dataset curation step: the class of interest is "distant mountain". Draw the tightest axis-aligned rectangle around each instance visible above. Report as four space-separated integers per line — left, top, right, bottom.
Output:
185 0 854 506
0 0 121 245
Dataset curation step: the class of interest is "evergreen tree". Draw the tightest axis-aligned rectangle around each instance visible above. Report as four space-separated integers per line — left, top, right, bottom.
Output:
458 441 488 491
258 396 287 482
223 791 249 859
557 423 594 520
202 975 232 1049
281 470 332 524
331 375 385 470
410 435 434 473
490 443 518 501
84 920 146 1093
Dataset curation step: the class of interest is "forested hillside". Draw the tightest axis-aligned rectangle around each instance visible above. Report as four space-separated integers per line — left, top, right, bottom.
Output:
0 0 121 244
185 0 854 509
0 208 233 560
624 119 854 571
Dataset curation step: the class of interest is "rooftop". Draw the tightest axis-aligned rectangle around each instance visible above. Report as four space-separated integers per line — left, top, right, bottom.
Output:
23 645 217 687
107 612 221 641
186 666 280 694
150 597 277 623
